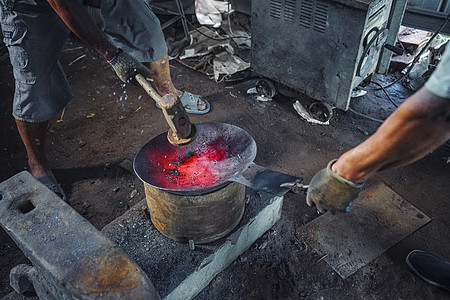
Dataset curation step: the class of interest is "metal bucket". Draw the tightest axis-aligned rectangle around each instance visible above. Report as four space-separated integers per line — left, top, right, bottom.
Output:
144 182 246 244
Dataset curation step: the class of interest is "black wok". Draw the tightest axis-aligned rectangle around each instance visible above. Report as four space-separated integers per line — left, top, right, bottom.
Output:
134 122 301 196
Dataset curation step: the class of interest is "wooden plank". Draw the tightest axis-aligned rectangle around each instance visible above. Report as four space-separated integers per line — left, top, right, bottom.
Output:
299 182 431 279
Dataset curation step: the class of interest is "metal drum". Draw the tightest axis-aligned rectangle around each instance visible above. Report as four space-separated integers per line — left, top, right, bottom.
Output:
144 182 246 244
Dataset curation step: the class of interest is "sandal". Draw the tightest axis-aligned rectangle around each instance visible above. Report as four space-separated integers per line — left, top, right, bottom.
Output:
156 91 211 115
38 174 67 202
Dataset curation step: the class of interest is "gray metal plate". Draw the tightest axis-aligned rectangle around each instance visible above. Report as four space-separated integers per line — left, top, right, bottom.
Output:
299 182 431 279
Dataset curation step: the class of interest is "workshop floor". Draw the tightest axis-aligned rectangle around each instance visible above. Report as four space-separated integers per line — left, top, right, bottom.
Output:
1 35 449 299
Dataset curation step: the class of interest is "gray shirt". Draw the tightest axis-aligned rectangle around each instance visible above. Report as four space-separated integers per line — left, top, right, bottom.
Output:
425 45 450 98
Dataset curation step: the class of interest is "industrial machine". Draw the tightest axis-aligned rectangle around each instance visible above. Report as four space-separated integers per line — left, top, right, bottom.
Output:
250 0 399 120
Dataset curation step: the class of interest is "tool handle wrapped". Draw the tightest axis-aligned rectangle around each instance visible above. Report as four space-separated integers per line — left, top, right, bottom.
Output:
135 74 196 145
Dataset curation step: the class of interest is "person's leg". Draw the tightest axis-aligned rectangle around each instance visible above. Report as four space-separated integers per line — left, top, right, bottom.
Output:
15 120 50 179
15 119 67 200
96 0 208 112
15 119 66 200
4 1 71 200
146 54 179 97
147 55 207 111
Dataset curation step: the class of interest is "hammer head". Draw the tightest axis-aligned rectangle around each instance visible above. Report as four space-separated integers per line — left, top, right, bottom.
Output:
160 94 197 145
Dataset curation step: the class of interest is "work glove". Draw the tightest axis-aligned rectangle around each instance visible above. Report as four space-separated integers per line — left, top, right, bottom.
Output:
306 159 364 213
108 49 151 83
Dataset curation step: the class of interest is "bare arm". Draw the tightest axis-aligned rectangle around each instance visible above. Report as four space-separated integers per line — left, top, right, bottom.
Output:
46 0 118 61
333 87 450 182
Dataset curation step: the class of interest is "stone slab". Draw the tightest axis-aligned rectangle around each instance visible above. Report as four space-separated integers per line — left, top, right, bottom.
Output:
102 189 283 300
299 182 431 279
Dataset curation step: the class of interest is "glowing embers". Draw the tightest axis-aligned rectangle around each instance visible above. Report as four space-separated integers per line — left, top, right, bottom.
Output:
134 122 258 194
146 138 229 189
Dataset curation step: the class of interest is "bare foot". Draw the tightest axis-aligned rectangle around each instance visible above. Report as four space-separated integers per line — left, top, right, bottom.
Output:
28 160 52 180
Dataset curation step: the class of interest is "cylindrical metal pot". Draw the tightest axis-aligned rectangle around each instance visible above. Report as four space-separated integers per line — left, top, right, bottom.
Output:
135 122 301 244
144 182 246 244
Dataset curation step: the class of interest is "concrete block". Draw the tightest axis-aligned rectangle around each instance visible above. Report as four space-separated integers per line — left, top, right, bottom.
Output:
102 189 283 300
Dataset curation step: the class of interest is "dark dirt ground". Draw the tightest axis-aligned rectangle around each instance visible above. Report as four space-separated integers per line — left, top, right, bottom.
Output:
1 29 450 299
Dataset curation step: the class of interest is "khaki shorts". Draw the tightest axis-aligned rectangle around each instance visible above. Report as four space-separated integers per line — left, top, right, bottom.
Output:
1 0 72 122
1 0 167 122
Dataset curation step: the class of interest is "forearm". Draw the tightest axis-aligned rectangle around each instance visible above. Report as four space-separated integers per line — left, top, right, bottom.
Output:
333 87 450 182
47 0 118 61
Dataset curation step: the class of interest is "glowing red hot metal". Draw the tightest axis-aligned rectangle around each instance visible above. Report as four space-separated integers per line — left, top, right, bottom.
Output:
146 138 229 189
